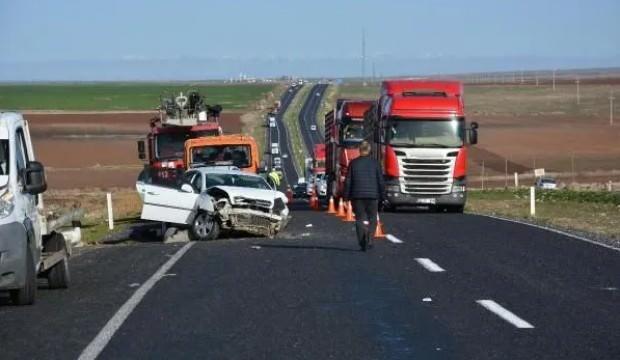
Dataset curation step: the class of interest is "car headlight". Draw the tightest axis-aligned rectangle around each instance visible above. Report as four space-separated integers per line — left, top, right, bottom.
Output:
233 196 248 205
0 191 15 218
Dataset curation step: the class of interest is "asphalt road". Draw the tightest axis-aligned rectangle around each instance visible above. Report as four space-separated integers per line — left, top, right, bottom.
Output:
1 207 618 360
298 83 328 156
272 85 303 187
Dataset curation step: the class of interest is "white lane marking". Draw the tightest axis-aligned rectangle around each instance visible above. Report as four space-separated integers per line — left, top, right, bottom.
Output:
477 214 619 252
78 242 195 360
476 299 534 329
415 258 446 272
386 234 404 244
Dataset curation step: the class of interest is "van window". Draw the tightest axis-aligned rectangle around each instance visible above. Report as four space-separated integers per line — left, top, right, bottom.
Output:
0 140 9 175
15 129 29 173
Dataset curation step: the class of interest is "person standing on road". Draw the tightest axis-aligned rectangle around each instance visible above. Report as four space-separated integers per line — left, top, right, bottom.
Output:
268 168 281 189
344 141 385 251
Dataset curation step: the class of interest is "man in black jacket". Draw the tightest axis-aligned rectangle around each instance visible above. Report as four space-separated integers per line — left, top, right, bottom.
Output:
344 141 385 251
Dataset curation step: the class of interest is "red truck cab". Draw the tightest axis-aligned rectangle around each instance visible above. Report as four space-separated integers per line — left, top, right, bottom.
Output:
364 80 478 212
325 99 373 200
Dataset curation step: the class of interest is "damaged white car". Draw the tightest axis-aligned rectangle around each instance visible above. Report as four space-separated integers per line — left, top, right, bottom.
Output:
139 167 290 240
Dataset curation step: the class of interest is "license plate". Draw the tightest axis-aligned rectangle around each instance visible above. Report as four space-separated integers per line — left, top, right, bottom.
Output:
417 198 436 204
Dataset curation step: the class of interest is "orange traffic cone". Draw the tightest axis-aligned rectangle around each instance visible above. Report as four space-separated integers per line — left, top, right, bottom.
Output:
327 196 337 214
309 193 316 209
336 198 346 218
344 201 355 222
374 213 387 239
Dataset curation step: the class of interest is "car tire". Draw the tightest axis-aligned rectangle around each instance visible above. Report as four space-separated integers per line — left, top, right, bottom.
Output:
10 249 37 305
45 232 70 289
189 211 220 241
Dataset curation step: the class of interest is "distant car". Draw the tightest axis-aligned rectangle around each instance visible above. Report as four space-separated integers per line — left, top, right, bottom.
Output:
535 177 558 190
282 154 288 158
310 124 317 131
271 142 280 155
316 92 321 96
269 116 276 128
293 183 307 198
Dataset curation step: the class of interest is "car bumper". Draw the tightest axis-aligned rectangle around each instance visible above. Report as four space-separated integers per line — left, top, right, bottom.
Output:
0 222 28 290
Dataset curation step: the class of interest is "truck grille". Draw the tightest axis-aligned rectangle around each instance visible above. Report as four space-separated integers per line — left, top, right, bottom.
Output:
399 157 454 195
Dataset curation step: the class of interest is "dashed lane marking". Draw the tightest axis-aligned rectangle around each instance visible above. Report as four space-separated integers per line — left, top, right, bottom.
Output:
476 299 534 329
386 234 404 244
415 258 446 272
78 242 195 360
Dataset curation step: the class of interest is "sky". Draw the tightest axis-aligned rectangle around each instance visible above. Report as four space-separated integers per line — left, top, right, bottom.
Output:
1 0 619 81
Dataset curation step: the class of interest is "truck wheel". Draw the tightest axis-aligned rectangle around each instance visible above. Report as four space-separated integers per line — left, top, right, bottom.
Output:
45 232 70 289
9 249 37 305
189 212 220 241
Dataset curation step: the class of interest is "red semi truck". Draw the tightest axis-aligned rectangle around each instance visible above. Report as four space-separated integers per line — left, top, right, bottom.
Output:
308 144 327 198
324 99 374 200
137 91 223 169
363 80 478 212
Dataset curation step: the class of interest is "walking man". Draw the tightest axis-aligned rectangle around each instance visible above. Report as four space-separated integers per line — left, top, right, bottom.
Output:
344 141 385 251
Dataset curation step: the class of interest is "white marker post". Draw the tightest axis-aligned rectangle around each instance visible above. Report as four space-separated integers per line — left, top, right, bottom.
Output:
514 172 519 188
530 186 536 217
107 193 114 230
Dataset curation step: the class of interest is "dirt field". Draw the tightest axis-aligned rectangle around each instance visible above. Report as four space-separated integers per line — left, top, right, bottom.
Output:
27 112 242 189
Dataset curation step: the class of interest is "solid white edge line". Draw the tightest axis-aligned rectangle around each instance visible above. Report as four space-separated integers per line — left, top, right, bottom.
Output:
476 299 534 329
78 242 195 360
477 213 620 252
386 234 404 244
415 258 446 272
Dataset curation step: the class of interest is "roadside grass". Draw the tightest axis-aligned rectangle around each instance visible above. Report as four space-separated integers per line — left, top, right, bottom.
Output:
44 189 141 244
336 82 379 100
0 83 276 111
466 189 620 243
317 84 337 132
283 85 312 173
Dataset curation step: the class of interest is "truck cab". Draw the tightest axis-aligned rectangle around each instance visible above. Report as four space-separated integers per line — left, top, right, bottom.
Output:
184 135 260 174
0 112 70 305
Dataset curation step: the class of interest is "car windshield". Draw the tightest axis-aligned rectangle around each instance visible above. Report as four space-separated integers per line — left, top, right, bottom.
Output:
0 140 8 176
192 145 251 168
155 132 189 159
386 117 465 148
205 173 271 190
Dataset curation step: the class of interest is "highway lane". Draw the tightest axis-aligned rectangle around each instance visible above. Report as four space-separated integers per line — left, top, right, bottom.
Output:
1 210 618 359
274 85 303 187
298 84 328 157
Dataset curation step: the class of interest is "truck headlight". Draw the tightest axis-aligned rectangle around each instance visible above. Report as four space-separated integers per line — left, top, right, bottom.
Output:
386 184 400 193
451 185 466 193
0 191 15 218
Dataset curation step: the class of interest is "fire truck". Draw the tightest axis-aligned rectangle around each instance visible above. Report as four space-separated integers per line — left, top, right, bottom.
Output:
137 90 223 169
324 99 374 200
363 80 478 212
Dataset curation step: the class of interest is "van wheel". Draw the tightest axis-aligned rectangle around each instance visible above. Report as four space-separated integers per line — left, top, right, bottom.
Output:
45 233 70 289
189 212 220 241
10 249 37 305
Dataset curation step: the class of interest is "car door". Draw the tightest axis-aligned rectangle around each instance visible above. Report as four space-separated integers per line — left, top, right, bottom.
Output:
140 182 199 225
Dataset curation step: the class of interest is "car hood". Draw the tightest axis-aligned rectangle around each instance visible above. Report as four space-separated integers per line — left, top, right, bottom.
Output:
211 186 288 204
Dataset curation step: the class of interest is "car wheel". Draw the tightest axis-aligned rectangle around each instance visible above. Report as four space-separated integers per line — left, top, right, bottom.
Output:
45 233 70 289
189 211 220 241
10 249 37 305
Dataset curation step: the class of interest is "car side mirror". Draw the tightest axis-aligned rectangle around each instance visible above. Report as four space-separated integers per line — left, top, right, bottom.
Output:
180 183 195 193
468 122 479 145
23 161 47 195
137 140 146 160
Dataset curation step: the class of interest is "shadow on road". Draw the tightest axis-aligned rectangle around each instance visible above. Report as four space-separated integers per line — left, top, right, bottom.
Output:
253 243 360 253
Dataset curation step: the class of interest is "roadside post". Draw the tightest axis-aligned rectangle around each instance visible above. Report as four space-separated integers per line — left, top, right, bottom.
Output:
514 172 519 188
530 187 536 217
107 193 114 230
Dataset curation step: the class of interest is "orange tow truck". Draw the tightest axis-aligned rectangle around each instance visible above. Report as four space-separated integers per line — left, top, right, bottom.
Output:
184 135 260 173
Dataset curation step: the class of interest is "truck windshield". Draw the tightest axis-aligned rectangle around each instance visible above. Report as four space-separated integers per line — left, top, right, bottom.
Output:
155 132 189 159
205 173 270 190
386 117 465 148
191 145 251 168
341 121 364 144
0 140 9 175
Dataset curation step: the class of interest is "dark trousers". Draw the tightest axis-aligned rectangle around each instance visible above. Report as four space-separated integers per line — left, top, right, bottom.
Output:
352 199 378 244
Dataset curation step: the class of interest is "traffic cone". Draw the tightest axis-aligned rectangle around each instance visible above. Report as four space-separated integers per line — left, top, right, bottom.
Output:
309 193 316 209
374 213 387 239
344 201 355 222
313 185 321 211
336 198 346 218
327 196 337 214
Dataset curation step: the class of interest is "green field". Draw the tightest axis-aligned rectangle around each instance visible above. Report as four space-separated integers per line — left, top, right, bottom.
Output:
0 83 277 111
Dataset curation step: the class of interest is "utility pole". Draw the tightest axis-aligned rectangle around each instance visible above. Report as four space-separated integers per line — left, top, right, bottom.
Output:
504 158 508 188
481 161 485 190
610 90 615 126
372 61 376 84
576 77 581 105
552 69 556 91
361 28 366 86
